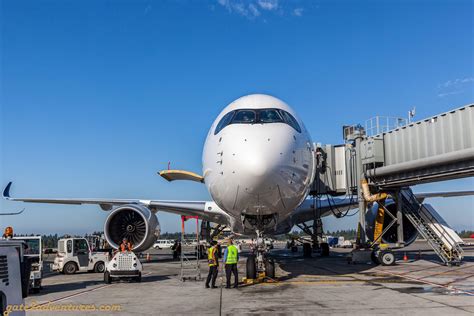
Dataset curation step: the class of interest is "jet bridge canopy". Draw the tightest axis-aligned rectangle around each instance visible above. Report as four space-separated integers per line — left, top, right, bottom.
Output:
312 104 473 194
364 104 474 187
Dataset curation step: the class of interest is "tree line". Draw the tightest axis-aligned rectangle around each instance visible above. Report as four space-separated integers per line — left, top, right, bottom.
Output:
12 229 473 249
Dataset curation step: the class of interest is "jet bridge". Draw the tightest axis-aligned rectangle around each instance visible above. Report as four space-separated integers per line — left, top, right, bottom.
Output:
311 104 473 265
363 104 474 187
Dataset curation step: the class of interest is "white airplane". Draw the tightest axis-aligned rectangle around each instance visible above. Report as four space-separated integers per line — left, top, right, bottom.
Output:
3 94 468 277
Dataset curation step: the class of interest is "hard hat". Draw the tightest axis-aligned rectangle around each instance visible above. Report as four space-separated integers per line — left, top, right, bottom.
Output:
4 226 13 235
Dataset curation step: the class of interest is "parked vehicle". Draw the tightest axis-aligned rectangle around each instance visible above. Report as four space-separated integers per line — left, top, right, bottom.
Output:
340 240 353 248
52 238 109 274
43 248 57 255
12 236 43 293
0 239 27 315
153 239 174 249
104 251 142 283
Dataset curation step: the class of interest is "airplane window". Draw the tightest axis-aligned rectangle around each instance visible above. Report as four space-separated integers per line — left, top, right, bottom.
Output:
280 110 301 133
259 109 284 123
214 111 235 135
232 110 256 124
214 108 301 133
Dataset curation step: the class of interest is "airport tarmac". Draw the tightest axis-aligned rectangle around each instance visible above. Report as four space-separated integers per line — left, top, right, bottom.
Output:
24 240 474 315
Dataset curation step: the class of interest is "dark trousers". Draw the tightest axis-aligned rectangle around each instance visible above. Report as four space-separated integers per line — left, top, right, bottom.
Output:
225 264 238 287
206 265 218 287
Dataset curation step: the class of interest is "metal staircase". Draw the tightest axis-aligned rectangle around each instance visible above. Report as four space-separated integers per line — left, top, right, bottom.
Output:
400 189 464 265
180 216 202 282
180 241 201 281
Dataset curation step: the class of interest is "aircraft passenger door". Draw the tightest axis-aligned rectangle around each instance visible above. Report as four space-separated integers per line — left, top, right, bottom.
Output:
74 239 90 267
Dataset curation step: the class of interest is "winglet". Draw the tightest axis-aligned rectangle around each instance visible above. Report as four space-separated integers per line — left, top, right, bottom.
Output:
3 182 12 200
158 170 204 183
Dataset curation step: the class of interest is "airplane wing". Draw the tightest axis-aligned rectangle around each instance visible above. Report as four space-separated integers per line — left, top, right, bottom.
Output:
2 182 229 224
414 191 474 199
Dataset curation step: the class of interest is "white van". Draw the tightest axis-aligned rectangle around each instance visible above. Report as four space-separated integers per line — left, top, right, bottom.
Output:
153 240 174 249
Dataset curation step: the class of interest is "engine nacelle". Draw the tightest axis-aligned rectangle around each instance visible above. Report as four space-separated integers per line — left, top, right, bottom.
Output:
104 204 160 252
365 200 418 246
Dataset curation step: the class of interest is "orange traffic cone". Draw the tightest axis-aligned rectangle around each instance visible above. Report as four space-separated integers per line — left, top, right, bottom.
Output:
403 252 408 262
146 253 151 262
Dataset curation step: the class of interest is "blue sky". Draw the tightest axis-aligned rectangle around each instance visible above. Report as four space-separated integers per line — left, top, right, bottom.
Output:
1 0 473 235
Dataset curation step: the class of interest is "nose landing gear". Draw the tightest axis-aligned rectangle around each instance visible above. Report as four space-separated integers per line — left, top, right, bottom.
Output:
245 230 276 282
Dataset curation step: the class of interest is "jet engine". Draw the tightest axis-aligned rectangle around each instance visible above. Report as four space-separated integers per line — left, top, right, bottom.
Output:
365 200 418 245
104 204 160 252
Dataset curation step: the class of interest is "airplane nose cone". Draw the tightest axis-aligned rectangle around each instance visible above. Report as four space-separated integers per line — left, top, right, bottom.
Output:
235 140 288 196
241 153 268 178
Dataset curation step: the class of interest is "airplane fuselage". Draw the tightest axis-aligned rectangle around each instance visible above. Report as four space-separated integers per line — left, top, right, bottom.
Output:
202 94 315 235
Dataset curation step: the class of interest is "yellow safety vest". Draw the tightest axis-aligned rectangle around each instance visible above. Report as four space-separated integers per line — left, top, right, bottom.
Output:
208 247 217 266
226 245 238 264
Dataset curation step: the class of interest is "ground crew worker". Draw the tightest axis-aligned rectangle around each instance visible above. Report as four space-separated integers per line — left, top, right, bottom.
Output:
205 241 219 288
172 240 181 260
2 226 13 239
223 238 239 288
120 238 133 252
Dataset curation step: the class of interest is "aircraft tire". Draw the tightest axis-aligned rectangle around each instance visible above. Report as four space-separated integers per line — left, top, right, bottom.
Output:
320 243 330 257
303 243 312 257
246 255 257 279
265 258 275 279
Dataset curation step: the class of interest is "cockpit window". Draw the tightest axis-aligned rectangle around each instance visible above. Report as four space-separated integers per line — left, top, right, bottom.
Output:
259 109 283 123
214 111 235 135
279 110 301 133
232 110 256 124
213 108 301 135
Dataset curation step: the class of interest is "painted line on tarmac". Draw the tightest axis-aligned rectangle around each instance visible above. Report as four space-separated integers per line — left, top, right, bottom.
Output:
35 272 153 306
260 278 428 286
387 263 449 276
377 270 474 296
261 279 365 285
417 264 474 280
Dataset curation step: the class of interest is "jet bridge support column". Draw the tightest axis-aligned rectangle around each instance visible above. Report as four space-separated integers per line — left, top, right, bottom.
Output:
355 132 367 246
396 191 404 246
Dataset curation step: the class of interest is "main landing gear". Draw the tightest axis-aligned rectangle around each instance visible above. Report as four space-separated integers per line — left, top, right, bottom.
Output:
296 218 329 257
